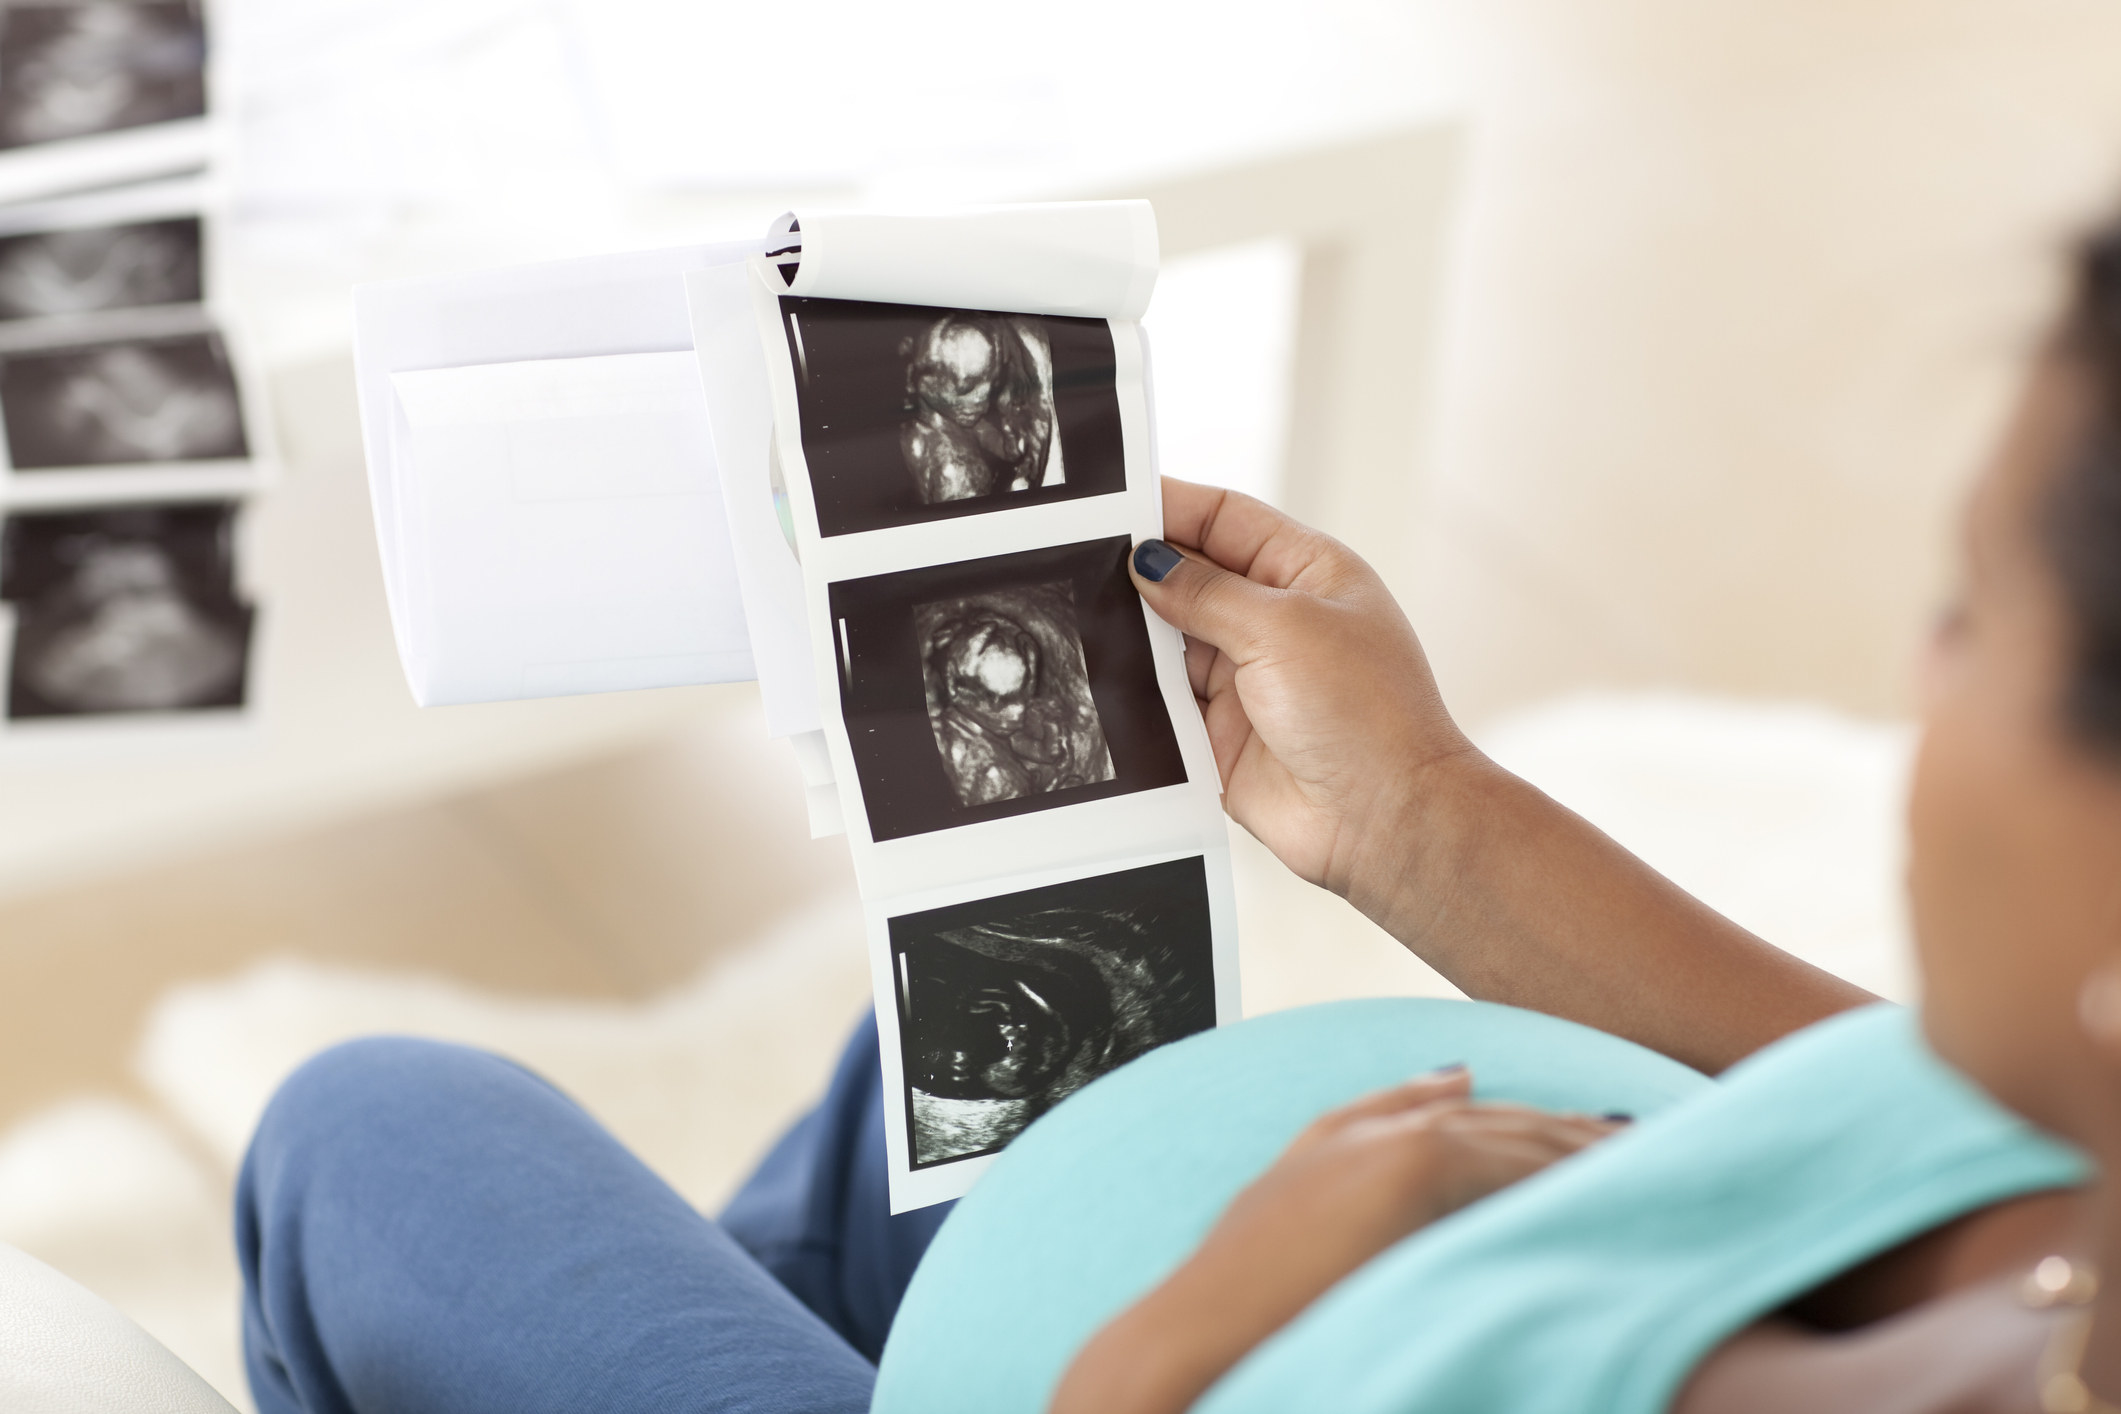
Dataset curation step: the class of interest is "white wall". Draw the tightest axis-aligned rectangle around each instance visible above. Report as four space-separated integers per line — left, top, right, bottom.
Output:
1416 1 2121 725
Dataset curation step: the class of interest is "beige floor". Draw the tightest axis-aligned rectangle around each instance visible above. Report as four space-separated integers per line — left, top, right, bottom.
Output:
0 686 859 1140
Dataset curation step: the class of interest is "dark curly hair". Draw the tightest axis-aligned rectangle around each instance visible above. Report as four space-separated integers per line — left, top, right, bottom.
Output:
2051 221 2121 756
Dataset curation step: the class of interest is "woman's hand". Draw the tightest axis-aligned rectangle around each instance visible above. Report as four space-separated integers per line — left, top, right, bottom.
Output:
1047 1068 1621 1414
1129 478 1870 1074
1128 479 1466 904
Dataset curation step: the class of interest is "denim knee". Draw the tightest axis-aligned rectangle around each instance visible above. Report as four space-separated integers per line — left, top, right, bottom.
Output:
240 1036 562 1232
253 1035 538 1154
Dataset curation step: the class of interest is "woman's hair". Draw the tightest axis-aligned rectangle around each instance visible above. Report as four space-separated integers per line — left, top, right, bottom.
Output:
2051 219 2121 755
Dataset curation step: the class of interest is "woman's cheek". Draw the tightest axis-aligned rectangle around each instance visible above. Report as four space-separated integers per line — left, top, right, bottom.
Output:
1908 717 1978 1060
1908 695 2033 1097
1908 667 2087 1131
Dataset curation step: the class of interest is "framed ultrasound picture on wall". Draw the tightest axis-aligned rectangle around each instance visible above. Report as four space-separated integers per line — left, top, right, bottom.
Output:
0 2 207 153
826 535 1188 842
0 500 252 720
0 213 203 323
0 326 248 472
779 297 1127 537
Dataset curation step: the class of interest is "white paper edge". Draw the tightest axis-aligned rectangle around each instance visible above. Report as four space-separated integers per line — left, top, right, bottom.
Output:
349 239 760 708
684 264 819 737
777 202 1160 320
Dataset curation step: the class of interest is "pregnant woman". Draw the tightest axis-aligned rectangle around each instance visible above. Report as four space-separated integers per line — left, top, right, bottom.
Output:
234 216 2121 1412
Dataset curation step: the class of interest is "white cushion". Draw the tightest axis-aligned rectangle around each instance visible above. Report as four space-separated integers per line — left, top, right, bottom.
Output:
0 1243 236 1414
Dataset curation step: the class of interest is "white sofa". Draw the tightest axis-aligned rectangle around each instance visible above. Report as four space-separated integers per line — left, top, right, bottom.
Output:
0 1243 236 1414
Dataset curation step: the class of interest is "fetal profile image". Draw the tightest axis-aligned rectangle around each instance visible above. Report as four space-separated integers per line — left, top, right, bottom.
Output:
915 582 1116 808
828 536 1187 842
0 216 202 320
0 329 247 469
0 502 252 720
890 856 1217 1168
779 297 1127 537
0 0 207 150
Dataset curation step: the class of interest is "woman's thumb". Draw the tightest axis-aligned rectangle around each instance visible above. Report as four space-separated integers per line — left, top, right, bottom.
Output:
1129 538 1274 662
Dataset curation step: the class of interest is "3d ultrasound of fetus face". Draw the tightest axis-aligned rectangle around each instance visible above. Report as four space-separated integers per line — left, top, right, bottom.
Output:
899 313 1060 504
23 538 242 713
916 583 1116 807
899 906 1206 1164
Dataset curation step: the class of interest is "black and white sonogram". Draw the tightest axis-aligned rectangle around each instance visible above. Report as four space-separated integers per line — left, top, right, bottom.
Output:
0 217 201 320
916 583 1115 808
891 856 1216 1168
781 297 1126 537
0 502 250 719
0 2 206 150
0 330 246 469
828 536 1186 842
901 313 1056 502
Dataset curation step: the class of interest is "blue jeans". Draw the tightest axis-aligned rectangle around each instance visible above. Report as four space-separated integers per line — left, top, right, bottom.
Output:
235 1013 952 1414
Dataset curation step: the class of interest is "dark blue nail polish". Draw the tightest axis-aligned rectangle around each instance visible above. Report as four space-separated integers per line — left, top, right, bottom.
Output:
1134 538 1182 582
1431 1061 1467 1075
1601 1112 1635 1124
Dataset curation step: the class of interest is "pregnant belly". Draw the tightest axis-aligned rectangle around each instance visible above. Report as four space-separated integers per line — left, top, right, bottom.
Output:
872 997 1709 1414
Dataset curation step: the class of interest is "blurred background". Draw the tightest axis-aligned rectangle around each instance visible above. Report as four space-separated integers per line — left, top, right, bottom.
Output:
4 1 2121 1405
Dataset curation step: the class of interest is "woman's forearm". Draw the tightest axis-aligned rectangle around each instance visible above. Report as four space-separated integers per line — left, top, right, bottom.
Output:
1124 480 1869 1076
1346 749 1873 1075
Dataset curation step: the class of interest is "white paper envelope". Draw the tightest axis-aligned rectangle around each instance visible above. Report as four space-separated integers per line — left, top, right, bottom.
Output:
387 350 755 705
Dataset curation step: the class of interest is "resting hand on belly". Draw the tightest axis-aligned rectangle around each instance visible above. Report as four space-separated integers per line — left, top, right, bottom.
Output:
1049 1066 1622 1414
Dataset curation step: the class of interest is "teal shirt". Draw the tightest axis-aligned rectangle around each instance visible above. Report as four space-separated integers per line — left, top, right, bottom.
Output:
875 999 2087 1414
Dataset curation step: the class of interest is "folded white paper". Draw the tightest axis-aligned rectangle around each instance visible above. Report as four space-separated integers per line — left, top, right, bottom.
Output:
685 263 818 740
388 351 754 705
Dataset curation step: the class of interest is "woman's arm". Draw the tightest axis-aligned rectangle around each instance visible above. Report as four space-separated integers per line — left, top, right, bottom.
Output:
1131 479 1872 1073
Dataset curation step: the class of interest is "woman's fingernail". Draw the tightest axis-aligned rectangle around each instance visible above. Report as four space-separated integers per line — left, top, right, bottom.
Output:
1600 1112 1635 1124
1133 539 1183 582
1426 1062 1467 1076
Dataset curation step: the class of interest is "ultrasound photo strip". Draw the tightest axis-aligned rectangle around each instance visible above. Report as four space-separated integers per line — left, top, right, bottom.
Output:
0 500 252 720
742 236 1239 1210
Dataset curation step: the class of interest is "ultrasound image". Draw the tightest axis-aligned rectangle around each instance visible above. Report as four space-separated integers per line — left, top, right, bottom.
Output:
916 583 1115 808
0 502 250 718
901 313 1060 503
781 298 1124 537
0 330 246 468
0 216 200 319
0 2 207 150
827 537 1188 842
892 857 1216 1168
